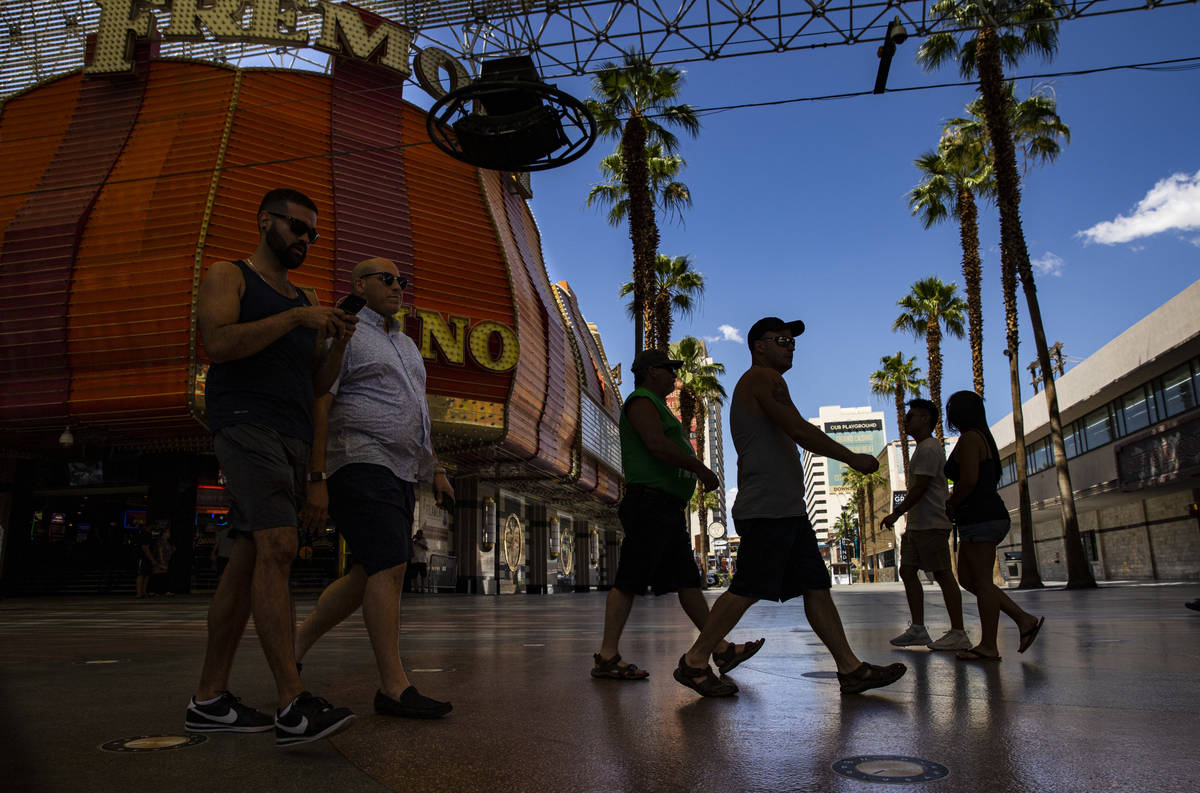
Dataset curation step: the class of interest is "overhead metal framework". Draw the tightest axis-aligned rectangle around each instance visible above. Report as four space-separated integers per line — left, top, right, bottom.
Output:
1 1 1192 99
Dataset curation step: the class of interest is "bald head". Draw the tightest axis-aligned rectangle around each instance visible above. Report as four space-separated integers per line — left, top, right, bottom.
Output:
351 258 396 293
351 257 405 318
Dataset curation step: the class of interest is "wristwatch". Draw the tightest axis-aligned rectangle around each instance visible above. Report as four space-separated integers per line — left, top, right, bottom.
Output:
307 471 327 482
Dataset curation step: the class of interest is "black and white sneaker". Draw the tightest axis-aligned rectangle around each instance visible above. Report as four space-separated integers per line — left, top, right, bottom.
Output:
185 692 274 733
274 692 356 747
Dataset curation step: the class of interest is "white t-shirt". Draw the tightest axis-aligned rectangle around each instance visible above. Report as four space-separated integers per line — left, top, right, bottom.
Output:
905 437 952 531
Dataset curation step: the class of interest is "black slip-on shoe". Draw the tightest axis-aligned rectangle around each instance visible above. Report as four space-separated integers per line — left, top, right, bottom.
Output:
374 686 453 719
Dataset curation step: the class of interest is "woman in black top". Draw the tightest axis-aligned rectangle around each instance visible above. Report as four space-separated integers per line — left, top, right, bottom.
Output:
944 391 1044 661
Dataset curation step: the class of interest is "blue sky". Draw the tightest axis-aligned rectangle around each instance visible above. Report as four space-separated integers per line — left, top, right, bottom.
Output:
522 6 1199 513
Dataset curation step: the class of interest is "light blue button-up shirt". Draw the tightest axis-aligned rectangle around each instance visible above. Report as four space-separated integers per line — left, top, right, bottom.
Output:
326 305 435 483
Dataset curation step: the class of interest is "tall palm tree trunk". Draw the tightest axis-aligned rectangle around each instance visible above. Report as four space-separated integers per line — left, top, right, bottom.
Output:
894 386 911 485
1004 347 1042 588
957 187 985 396
925 321 944 445
621 116 657 355
977 27 1094 589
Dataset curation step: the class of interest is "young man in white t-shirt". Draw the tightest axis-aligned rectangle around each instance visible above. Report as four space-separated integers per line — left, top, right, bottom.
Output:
881 399 971 651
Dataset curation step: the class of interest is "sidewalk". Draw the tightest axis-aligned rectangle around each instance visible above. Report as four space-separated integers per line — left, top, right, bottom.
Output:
1 581 1197 792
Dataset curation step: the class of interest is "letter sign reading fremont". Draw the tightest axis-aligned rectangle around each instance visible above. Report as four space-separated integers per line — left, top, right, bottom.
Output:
87 0 472 99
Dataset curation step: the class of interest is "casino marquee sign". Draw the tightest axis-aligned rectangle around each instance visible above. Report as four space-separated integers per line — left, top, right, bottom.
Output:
0 4 623 503
89 0 472 94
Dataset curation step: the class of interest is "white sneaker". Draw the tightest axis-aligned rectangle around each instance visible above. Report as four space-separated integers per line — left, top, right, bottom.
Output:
890 624 932 646
927 629 973 651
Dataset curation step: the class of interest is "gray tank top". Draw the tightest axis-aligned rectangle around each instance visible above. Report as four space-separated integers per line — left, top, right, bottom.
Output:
730 395 807 520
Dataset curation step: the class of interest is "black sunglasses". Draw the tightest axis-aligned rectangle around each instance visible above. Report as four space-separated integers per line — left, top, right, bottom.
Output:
359 272 408 288
267 211 319 243
761 335 796 348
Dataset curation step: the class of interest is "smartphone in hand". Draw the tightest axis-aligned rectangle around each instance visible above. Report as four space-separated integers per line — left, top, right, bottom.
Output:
439 494 455 513
337 294 366 314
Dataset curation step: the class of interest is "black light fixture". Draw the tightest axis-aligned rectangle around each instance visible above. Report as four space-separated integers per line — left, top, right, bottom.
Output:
873 17 909 94
427 55 596 172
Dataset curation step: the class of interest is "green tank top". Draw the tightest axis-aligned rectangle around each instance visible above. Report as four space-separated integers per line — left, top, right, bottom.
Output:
619 387 698 502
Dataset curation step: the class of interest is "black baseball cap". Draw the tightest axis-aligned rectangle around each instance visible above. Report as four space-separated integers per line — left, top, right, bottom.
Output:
747 317 805 351
630 348 684 374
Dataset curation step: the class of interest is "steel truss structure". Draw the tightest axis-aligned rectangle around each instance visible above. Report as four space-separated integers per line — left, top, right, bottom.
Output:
1 1 1193 99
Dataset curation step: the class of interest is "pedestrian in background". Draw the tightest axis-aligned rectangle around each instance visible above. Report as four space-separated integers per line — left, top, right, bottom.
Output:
944 390 1044 661
882 398 971 651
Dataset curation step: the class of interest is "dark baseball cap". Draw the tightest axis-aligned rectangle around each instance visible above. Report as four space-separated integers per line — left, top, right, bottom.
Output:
747 317 805 351
630 348 684 374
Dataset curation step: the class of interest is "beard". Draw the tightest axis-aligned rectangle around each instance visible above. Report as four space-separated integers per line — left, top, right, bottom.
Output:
266 227 307 270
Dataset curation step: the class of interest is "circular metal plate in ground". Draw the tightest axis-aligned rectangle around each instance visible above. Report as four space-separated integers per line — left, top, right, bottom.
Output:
802 671 839 679
100 735 206 753
832 755 949 784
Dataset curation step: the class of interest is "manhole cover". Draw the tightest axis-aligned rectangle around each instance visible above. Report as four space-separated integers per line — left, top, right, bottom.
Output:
802 671 839 679
833 755 948 784
100 735 207 753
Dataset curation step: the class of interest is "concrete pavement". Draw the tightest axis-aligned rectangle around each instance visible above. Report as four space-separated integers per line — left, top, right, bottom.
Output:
1 581 1198 793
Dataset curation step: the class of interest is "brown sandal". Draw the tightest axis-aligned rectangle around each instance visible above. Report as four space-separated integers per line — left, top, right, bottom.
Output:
712 637 765 675
672 655 738 697
591 653 649 680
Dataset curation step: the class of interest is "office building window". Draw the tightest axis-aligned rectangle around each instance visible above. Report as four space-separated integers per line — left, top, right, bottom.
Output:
1161 363 1197 418
999 455 1017 488
1064 422 1081 458
1120 386 1153 435
1083 406 1113 450
1026 437 1052 474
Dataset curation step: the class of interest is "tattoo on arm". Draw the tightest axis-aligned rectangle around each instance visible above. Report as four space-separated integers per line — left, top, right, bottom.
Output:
771 380 793 407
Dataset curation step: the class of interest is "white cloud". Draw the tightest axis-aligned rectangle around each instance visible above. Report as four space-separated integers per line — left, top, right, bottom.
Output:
1077 169 1200 245
1031 251 1064 277
705 324 744 344
1189 237 1200 248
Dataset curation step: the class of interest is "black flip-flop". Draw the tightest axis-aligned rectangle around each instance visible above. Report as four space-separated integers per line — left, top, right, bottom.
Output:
956 648 1002 662
1018 616 1045 654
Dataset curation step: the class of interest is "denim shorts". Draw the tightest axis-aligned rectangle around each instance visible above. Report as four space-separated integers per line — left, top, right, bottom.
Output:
958 518 1011 544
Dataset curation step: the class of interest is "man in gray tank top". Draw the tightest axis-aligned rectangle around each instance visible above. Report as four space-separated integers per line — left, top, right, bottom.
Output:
675 317 907 697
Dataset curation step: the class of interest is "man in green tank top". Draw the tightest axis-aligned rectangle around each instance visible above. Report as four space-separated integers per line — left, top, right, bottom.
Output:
591 349 764 691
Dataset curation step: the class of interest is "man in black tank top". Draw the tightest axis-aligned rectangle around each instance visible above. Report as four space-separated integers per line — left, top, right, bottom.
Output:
675 317 906 697
185 189 359 747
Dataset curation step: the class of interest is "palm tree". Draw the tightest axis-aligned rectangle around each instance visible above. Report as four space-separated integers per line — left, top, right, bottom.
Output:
671 336 726 548
893 277 967 446
618 254 704 351
909 126 993 397
842 467 888 583
587 54 700 356
950 85 1070 590
585 144 692 229
918 2 1094 588
869 352 927 485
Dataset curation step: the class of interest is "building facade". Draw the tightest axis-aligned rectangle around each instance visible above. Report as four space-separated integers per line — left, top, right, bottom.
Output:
802 405 888 563
991 279 1200 583
0 36 626 595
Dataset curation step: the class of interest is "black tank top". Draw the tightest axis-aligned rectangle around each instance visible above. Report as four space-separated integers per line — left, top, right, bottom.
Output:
205 260 317 443
944 431 1009 525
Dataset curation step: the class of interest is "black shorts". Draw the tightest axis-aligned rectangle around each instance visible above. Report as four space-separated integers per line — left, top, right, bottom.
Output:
730 516 831 602
613 484 702 596
328 463 415 576
213 423 309 534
